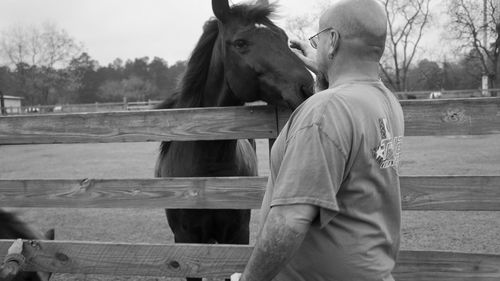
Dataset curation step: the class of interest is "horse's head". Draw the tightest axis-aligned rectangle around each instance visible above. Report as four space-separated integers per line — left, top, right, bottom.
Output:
212 0 314 109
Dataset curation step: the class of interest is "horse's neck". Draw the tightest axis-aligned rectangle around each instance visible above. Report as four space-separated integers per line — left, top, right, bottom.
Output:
181 68 240 162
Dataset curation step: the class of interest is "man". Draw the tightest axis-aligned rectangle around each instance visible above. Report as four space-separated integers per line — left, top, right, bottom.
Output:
234 0 404 280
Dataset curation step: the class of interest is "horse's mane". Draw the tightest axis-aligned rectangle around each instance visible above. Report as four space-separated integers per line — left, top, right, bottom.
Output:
0 209 39 239
156 3 276 110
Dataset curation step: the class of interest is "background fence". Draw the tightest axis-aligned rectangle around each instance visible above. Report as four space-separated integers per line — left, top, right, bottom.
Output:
0 97 499 280
1 88 500 116
0 100 162 115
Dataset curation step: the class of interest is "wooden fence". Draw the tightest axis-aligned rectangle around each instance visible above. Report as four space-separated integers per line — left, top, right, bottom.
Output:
1 97 500 280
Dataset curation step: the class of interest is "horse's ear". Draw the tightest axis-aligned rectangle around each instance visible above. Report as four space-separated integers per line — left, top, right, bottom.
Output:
257 0 269 5
212 0 231 22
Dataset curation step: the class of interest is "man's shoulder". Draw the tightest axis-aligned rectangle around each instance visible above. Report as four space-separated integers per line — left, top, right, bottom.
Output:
285 89 352 140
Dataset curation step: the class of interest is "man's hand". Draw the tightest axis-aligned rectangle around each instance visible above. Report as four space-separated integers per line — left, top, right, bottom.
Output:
290 39 318 74
7 239 23 255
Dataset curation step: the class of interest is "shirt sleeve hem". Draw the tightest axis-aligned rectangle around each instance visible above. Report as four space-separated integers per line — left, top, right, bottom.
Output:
271 197 340 227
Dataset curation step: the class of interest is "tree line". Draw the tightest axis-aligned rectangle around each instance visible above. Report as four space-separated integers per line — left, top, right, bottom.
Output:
0 22 186 105
0 54 186 105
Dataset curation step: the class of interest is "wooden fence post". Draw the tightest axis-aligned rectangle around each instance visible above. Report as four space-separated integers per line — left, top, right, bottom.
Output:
0 90 6 115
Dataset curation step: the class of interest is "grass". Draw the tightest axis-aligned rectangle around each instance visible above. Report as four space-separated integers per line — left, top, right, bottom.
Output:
1 136 500 281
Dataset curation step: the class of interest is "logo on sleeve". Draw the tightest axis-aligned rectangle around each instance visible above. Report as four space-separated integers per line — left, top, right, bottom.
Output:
373 118 402 170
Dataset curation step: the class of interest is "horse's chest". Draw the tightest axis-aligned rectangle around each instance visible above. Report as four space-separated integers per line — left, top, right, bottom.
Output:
161 141 255 177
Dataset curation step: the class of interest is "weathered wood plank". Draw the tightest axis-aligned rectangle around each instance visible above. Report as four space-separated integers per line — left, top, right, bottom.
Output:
401 98 500 136
0 106 277 144
0 176 499 211
0 241 498 280
0 177 267 209
1 98 500 145
400 176 500 211
394 250 500 281
277 97 500 136
0 241 250 278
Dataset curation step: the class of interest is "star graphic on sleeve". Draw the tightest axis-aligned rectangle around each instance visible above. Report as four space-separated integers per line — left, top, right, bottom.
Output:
376 146 385 159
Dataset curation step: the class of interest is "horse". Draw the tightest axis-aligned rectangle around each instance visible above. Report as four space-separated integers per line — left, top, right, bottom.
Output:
429 91 442 99
0 209 54 281
155 1 314 279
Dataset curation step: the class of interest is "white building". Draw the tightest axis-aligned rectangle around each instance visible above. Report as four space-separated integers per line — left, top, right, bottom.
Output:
1 95 23 114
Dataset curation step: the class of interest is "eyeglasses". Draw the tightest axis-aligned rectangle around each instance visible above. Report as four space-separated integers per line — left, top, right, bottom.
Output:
308 27 334 49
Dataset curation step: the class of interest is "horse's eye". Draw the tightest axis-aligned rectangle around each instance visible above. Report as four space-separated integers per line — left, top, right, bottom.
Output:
233 39 248 50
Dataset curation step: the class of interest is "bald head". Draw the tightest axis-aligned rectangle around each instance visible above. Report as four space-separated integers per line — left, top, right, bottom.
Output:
320 0 387 61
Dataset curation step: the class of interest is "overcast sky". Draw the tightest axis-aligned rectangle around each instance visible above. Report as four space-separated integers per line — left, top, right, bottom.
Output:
0 0 449 67
0 0 321 66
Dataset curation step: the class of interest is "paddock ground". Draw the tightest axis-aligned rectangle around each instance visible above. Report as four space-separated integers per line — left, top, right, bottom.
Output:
1 135 499 281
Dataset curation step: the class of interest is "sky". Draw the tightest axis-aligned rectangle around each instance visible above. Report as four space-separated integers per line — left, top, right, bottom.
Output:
0 0 320 66
0 0 450 67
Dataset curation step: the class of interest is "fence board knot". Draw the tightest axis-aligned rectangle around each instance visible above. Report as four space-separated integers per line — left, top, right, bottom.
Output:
442 107 467 124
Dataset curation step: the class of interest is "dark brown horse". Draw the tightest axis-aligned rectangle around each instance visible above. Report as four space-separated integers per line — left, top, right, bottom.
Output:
155 1 314 279
0 209 54 281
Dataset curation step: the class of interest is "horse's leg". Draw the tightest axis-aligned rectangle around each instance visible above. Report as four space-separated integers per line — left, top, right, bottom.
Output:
212 209 251 281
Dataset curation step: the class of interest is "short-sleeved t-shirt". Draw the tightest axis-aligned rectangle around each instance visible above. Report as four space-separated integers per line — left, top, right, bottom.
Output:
261 80 404 281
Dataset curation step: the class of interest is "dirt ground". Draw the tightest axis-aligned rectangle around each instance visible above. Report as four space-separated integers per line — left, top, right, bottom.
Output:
1 135 499 281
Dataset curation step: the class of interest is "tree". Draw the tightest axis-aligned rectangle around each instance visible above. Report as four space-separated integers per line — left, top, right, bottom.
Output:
0 22 83 68
68 52 101 103
381 0 433 91
98 76 157 102
406 59 443 90
0 23 84 105
148 57 169 91
446 0 500 92
284 13 317 41
124 57 150 80
283 1 330 41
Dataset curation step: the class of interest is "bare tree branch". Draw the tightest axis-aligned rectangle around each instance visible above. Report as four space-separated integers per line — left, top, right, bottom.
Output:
382 0 433 91
447 0 500 87
0 22 83 68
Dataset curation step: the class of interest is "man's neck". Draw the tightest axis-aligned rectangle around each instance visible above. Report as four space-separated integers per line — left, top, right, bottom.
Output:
327 59 380 88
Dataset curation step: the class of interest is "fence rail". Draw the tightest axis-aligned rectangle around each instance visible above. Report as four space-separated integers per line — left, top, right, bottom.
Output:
0 106 278 144
0 100 162 115
395 88 500 98
0 240 498 280
1 98 500 145
0 176 499 211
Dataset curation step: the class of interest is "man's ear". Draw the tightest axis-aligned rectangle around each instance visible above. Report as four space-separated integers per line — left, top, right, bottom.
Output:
327 30 340 60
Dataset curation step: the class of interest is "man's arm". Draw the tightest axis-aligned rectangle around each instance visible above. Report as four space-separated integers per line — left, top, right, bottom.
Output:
240 204 318 281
